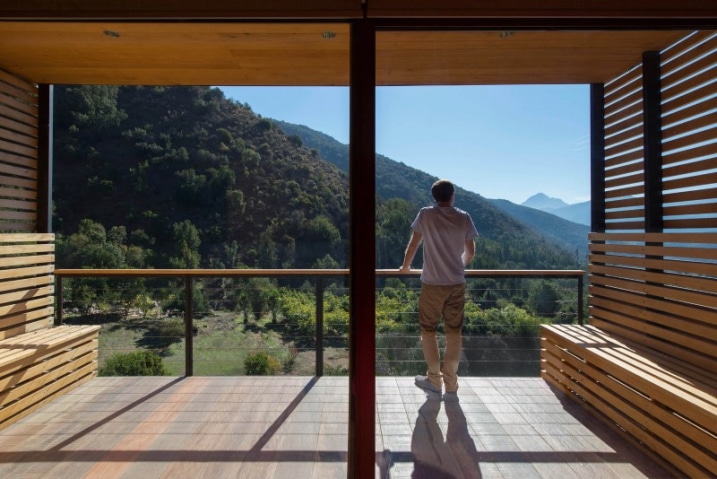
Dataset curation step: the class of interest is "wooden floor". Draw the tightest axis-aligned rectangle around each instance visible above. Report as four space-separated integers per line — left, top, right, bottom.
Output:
0 376 675 479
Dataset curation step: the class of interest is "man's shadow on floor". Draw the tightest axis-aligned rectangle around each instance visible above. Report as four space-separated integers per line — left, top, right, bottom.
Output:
405 395 482 479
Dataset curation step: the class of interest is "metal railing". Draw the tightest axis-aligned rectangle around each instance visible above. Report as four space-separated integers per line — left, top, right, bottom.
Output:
54 268 584 376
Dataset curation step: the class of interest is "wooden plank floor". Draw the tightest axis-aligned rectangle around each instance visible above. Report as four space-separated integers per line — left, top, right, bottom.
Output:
0 376 675 479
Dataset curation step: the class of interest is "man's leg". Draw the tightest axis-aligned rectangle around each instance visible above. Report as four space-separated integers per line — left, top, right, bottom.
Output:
418 284 443 390
441 284 466 393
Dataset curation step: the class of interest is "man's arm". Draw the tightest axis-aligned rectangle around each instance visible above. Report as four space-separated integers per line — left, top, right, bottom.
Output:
399 231 422 272
462 238 475 267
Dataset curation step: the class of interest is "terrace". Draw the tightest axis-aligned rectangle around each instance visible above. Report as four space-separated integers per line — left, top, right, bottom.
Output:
0 2 715 478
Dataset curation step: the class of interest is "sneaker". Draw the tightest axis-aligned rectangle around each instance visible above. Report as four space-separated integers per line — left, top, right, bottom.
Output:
443 391 459 403
414 375 442 394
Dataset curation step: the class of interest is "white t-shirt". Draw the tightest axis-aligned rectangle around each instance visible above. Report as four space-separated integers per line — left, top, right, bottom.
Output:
411 205 479 285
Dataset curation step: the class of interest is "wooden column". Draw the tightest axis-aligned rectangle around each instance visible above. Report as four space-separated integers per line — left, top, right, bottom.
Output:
590 83 606 233
642 51 663 233
348 17 376 479
37 84 53 233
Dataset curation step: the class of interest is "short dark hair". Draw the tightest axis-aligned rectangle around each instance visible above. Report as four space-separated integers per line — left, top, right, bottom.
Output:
431 179 454 203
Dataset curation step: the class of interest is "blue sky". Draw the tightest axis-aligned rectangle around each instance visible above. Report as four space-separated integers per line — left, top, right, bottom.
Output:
219 85 590 205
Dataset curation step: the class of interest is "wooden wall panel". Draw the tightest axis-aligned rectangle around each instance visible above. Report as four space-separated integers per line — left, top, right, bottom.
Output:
0 70 38 232
603 65 645 231
660 33 717 231
0 233 54 339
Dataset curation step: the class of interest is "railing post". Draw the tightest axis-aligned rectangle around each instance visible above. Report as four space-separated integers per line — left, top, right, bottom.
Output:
578 274 584 325
55 275 63 326
184 275 194 376
315 276 324 377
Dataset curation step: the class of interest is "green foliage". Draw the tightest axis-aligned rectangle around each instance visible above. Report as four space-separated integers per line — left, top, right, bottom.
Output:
244 352 281 375
99 350 170 376
465 302 543 336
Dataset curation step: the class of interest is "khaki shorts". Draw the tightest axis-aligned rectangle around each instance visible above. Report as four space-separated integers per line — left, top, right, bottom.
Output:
418 283 466 332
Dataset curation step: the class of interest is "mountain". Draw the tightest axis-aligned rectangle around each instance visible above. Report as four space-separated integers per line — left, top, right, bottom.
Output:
277 120 586 268
522 193 568 211
522 193 590 226
52 85 582 272
487 199 589 262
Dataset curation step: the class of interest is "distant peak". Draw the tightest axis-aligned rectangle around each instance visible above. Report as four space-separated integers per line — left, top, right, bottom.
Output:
522 193 569 210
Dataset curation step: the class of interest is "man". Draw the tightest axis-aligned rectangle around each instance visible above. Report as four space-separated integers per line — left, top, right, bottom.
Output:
399 179 478 400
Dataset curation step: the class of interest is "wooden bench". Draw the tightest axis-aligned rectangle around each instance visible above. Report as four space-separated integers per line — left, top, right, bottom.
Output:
0 233 100 430
541 324 716 478
541 232 717 478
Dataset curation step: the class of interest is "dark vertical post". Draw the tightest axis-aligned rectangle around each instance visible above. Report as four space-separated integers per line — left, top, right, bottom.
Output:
55 275 63 326
315 275 324 377
37 84 53 234
184 275 194 376
577 274 584 325
348 18 376 479
642 51 663 233
590 83 606 234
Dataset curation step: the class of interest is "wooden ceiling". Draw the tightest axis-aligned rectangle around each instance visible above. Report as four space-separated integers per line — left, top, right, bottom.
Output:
0 22 693 86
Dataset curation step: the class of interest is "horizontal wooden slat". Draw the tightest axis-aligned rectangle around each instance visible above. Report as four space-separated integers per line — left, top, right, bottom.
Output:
0 253 53 268
661 31 716 66
605 171 644 189
0 308 53 340
589 253 717 278
0 70 36 99
0 91 38 118
605 184 644 199
0 198 37 212
664 202 717 217
0 151 39 175
0 233 53 243
0 138 36 159
605 220 645 230
590 232 717 243
663 80 717 112
0 285 53 307
662 124 717 153
664 188 717 204
605 208 645 220
663 171 717 191
604 148 643 168
589 241 717 262
663 217 717 229
0 103 37 130
605 88 642 118
662 95 717 125
0 275 53 295
0 133 37 154
663 156 717 178
605 123 644 148
0 210 38 222
662 45 717 88
591 263 717 297
0 243 53 255
0 350 97 407
589 295 717 355
604 101 643 131
605 196 644 209
604 66 642 100
662 64 717 104
0 187 36 201
0 222 35 233
0 115 37 139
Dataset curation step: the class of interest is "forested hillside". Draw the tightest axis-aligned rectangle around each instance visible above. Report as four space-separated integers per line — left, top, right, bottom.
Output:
53 85 579 272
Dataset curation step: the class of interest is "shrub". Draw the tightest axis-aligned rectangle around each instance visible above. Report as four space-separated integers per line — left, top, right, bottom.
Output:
244 352 281 375
99 350 170 376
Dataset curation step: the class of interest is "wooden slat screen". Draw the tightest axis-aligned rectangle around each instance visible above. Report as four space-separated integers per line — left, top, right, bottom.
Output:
588 232 717 376
0 69 38 232
0 233 54 339
661 32 717 232
603 65 646 231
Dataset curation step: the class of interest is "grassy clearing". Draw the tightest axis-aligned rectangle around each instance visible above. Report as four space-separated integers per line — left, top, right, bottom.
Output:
69 311 349 376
